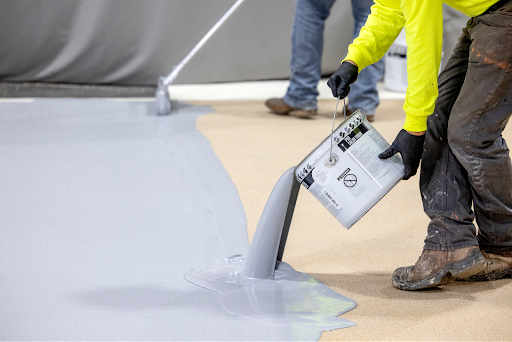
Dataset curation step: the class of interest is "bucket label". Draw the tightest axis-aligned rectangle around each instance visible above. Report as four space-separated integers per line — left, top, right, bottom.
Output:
295 111 404 228
337 168 351 181
336 168 367 198
321 188 342 210
342 173 357 187
313 168 330 185
338 123 368 152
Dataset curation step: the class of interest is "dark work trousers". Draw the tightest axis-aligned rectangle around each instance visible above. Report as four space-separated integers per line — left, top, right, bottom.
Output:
420 3 512 254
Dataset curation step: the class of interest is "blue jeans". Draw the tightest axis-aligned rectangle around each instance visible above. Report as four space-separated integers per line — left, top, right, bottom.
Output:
284 0 384 113
420 3 512 254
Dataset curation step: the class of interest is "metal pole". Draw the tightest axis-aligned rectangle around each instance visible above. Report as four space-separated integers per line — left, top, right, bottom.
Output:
163 0 245 86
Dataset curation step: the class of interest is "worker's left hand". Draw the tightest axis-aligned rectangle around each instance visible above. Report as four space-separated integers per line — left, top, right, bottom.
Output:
379 129 425 180
327 61 358 98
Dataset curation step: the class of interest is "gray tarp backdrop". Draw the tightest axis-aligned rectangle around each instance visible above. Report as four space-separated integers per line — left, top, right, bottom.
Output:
0 0 467 86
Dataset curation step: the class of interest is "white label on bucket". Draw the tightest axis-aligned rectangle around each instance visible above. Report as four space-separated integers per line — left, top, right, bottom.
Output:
295 110 405 228
347 181 368 199
314 168 330 185
321 188 341 210
336 169 368 199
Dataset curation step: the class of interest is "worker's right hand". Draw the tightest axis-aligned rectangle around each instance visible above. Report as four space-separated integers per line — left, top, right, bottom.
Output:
327 61 359 98
379 129 426 180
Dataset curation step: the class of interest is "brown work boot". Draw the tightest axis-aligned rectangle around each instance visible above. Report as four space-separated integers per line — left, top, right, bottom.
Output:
392 246 487 291
265 98 294 114
457 250 512 282
291 109 317 118
264 98 317 118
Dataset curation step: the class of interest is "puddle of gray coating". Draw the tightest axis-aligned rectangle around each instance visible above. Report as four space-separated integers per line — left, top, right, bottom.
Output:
185 166 357 335
186 255 356 331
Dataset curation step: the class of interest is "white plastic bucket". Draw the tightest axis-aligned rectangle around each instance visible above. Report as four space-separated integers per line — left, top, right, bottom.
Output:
295 110 404 228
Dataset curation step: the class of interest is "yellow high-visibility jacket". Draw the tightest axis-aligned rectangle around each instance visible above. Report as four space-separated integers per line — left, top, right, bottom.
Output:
344 0 498 132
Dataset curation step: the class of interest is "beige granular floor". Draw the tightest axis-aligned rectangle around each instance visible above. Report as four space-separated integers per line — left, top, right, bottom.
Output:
196 99 512 341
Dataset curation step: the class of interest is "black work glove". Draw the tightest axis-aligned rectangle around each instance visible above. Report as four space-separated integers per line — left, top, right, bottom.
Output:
327 61 359 98
379 129 425 180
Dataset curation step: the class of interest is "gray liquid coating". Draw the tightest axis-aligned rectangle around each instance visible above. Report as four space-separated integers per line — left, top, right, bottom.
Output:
185 168 357 333
186 256 356 331
244 167 296 279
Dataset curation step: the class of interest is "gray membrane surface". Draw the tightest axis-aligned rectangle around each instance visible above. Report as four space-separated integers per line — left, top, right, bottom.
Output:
186 256 355 333
0 99 354 341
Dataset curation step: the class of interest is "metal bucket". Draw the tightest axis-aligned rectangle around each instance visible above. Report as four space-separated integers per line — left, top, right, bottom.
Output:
295 110 404 228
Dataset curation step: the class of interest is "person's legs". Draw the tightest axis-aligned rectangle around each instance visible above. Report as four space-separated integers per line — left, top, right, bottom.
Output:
456 2 512 282
422 7 512 254
420 26 478 252
284 0 336 110
346 0 383 119
394 5 512 290
392 25 487 291
447 7 512 255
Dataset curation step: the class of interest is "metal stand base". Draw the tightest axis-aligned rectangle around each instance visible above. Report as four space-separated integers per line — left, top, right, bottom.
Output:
155 77 171 115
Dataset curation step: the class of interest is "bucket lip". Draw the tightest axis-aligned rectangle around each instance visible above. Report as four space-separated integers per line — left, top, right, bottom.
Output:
294 109 363 176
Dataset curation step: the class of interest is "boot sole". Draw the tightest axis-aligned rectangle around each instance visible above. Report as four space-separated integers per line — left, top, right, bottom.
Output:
290 111 317 119
264 101 316 117
270 109 293 115
268 110 291 115
456 267 512 282
392 249 487 291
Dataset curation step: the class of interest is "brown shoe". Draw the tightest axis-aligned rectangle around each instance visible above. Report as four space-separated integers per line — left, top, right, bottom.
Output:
264 98 317 118
392 246 487 291
290 109 317 119
457 250 512 282
264 98 294 115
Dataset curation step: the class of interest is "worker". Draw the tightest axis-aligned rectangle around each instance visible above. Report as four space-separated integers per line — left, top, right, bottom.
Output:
265 0 384 121
328 0 512 290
